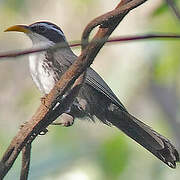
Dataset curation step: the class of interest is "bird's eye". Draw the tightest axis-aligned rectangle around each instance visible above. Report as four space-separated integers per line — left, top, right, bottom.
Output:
37 25 47 33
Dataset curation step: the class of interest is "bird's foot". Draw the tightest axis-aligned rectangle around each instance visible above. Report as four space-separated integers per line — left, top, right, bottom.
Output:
52 113 74 127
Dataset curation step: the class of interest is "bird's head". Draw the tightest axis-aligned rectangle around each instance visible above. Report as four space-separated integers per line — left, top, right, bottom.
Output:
5 21 67 45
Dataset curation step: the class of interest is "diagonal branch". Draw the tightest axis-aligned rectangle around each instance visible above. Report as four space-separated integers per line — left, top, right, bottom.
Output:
0 0 148 179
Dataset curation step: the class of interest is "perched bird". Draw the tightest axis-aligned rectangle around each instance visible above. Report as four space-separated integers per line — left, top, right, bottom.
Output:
5 21 179 168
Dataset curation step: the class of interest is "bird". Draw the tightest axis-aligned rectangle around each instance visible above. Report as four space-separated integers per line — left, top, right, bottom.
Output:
5 21 179 168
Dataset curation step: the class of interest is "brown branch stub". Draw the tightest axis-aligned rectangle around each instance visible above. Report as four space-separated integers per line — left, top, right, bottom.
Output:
0 0 148 179
20 144 32 180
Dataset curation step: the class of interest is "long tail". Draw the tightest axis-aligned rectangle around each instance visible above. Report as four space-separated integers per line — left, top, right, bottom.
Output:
106 108 179 168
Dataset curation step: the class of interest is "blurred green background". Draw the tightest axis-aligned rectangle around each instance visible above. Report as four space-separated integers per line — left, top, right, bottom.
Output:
0 0 180 179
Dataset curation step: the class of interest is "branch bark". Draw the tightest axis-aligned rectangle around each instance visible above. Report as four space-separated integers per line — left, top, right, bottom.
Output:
20 144 32 180
0 0 148 179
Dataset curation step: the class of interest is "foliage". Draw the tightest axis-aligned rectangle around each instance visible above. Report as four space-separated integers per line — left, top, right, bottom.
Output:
97 134 129 179
153 0 179 17
2 0 26 11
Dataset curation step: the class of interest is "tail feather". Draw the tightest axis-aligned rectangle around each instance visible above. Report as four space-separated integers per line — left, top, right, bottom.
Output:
106 108 179 168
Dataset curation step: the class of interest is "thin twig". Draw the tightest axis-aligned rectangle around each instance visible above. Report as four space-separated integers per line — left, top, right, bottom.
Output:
1 33 180 59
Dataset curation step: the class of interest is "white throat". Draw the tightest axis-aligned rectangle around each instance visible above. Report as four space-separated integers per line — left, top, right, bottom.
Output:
28 33 57 94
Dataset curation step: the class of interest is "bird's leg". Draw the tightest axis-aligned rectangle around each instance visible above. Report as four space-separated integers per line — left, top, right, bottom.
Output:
40 93 74 127
51 113 74 127
51 103 74 127
51 98 87 127
50 93 88 127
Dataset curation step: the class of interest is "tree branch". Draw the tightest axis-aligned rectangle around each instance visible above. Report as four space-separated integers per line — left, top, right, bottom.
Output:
20 144 32 180
0 0 148 178
1 33 180 59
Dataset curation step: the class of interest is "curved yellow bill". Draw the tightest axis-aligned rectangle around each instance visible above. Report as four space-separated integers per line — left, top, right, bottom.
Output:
4 25 31 33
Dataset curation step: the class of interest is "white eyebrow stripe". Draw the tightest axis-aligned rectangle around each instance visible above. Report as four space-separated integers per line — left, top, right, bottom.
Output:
38 23 66 39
